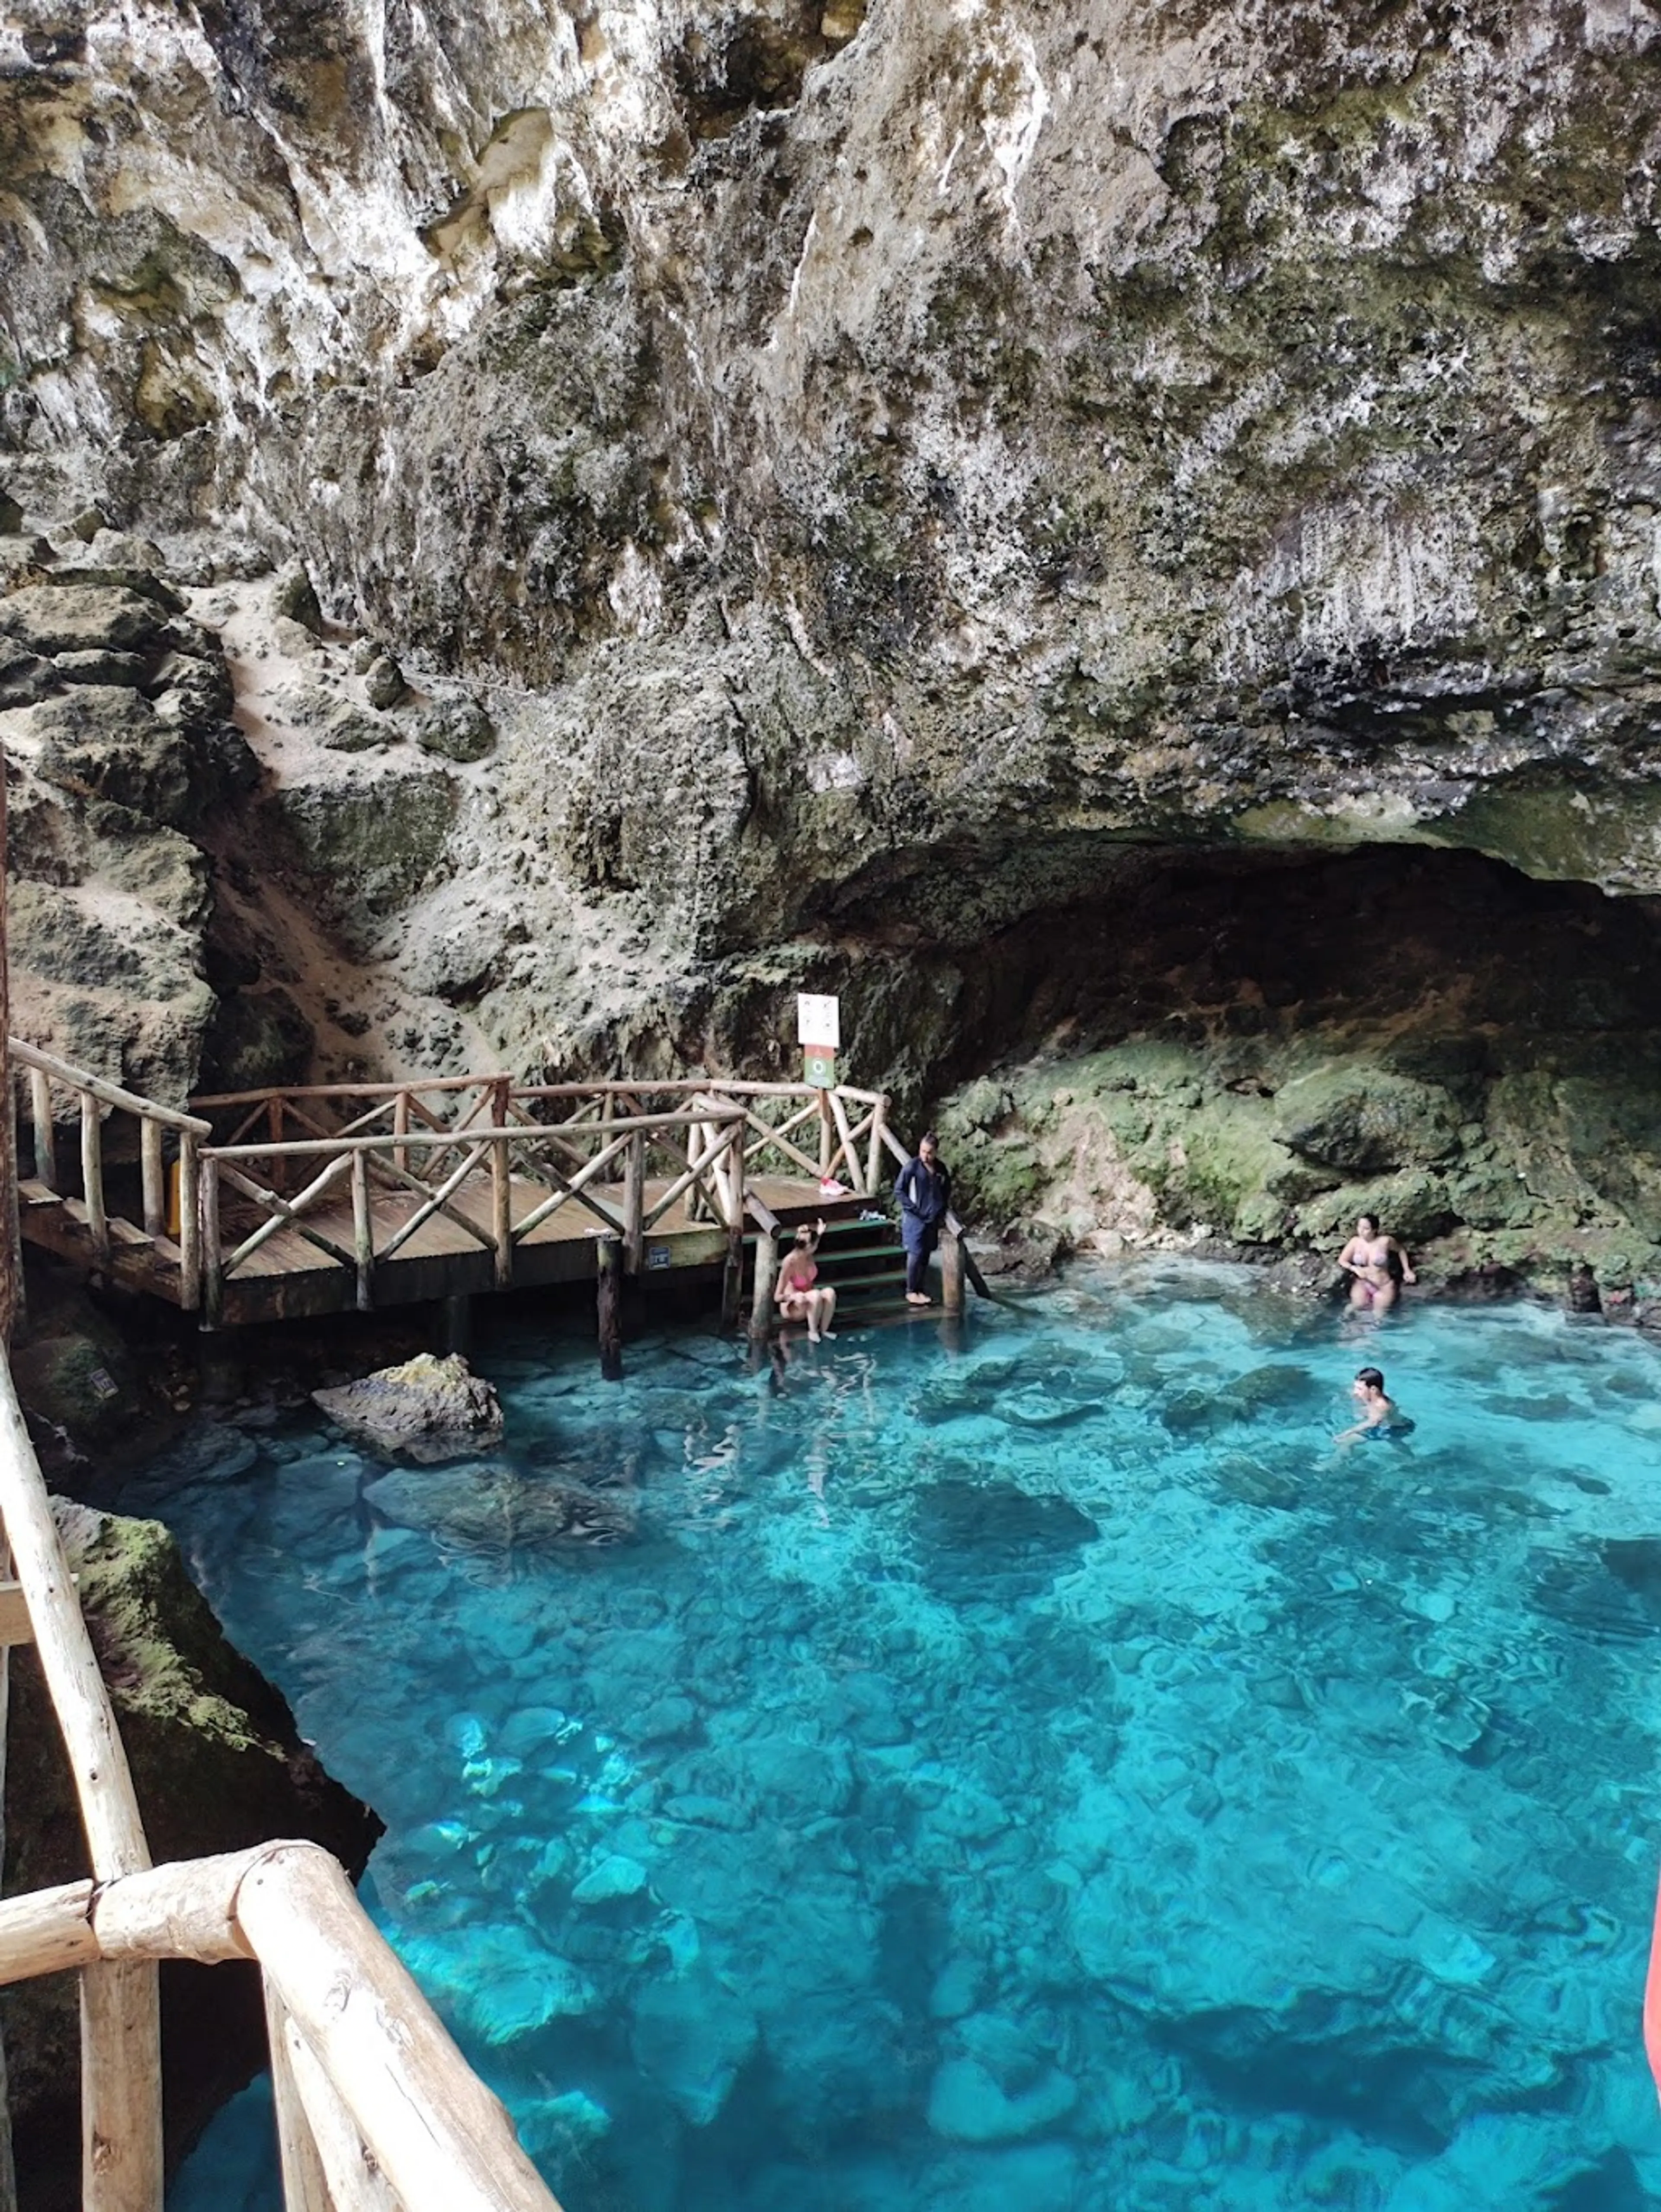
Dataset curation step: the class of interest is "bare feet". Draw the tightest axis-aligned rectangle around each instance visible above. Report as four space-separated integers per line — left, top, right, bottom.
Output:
808 1328 821 1343
905 1291 931 1306
822 1327 836 1339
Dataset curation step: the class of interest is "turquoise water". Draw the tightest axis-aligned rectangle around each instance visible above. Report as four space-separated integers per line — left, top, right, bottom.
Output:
155 1264 1661 2212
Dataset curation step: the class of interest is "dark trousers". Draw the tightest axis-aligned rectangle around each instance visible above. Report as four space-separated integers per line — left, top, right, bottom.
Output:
904 1223 939 1294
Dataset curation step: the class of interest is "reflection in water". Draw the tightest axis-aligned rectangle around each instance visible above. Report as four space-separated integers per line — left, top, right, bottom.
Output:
159 1265 1661 2212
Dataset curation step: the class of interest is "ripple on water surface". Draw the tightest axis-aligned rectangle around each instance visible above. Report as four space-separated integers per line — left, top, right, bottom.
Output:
159 1264 1661 2212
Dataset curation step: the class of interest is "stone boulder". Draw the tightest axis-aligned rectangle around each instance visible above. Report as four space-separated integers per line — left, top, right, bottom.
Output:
4 1501 380 2211
0 582 171 656
1273 1067 1462 1178
312 1351 503 1462
408 694 495 762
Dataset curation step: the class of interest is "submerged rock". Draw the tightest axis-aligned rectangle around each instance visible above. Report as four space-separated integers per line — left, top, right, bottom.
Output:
313 1351 503 1462
363 1460 635 1557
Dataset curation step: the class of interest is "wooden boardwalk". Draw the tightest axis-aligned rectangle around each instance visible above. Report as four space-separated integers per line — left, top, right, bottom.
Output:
11 1048 906 1328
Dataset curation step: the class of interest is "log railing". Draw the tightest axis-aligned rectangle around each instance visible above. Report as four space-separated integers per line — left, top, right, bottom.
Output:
0 1354 561 2212
12 1041 212 1306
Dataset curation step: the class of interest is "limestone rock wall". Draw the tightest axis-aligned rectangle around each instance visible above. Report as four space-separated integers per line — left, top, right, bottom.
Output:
8 1 1661 1222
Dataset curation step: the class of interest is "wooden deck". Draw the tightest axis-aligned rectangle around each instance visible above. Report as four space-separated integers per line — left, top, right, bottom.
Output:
12 1052 906 1330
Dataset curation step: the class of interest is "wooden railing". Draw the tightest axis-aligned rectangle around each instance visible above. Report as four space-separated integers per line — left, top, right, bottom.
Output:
0 1355 560 2212
13 1040 211 1307
180 1078 893 1317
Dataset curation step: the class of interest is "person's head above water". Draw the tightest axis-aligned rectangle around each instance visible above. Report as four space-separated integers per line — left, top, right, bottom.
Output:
919 1132 939 1164
1355 1215 1378 1238
1354 1366 1387 1399
794 1225 816 1249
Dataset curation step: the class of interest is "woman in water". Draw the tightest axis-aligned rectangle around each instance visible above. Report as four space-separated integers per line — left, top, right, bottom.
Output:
1336 1214 1416 1313
774 1220 837 1343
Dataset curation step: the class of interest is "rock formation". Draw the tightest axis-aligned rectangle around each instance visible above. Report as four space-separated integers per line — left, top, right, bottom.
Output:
7 2 1661 1271
3 1496 381 2210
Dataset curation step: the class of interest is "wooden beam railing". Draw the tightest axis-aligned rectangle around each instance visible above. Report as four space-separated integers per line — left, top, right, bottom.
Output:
12 1040 212 1312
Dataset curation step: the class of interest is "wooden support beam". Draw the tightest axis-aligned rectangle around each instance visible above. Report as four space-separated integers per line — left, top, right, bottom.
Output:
176 1134 200 1312
597 1236 623 1382
351 1152 373 1313
491 1120 512 1291
623 1131 645 1275
750 1229 777 1344
200 1159 223 1329
867 1097 888 1200
941 1223 966 1318
28 1069 54 1194
80 1093 109 1263
265 1984 337 2212
139 1120 164 1242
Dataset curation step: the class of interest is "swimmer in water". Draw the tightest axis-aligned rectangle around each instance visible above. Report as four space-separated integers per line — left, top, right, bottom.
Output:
1334 1365 1410 1447
1336 1215 1416 1314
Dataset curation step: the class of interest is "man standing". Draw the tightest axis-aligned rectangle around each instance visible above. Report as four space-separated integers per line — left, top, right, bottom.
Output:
896 1131 952 1306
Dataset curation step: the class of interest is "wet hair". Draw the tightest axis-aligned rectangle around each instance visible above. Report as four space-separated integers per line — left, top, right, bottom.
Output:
1355 1367 1385 1392
1356 1215 1378 1235
920 1130 939 1148
794 1225 815 1247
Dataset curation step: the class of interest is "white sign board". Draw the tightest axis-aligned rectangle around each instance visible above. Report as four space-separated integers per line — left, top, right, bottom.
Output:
796 992 840 1049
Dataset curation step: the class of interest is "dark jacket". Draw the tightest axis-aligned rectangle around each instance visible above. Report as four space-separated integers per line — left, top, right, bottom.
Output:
896 1153 951 1232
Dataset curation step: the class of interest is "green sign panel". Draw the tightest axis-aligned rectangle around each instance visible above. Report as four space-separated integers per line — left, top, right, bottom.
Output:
803 1047 836 1088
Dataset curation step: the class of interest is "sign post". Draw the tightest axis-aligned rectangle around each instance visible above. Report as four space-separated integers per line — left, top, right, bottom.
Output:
796 993 840 1090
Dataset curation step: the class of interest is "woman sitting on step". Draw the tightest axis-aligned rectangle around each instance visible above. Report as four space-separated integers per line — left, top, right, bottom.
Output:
775 1220 837 1343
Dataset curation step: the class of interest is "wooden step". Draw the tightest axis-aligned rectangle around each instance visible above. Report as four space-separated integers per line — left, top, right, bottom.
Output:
58 1198 153 1250
18 1179 63 1210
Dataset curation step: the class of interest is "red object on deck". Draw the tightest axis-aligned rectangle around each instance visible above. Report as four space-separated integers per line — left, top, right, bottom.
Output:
1644 1872 1661 2096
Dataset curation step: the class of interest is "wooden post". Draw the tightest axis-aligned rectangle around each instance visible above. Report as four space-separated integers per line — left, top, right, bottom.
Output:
392 1090 409 1178
139 1119 164 1240
491 1081 512 1290
597 1235 623 1381
80 1092 109 1263
491 1132 512 1290
28 1070 54 1193
266 1098 284 1198
817 1088 833 1178
351 1150 373 1313
177 1133 201 1310
623 1130 645 1275
941 1222 966 1317
439 1297 472 1358
201 1157 223 1329
749 1229 776 1343
684 1120 706 1224
721 1125 744 1330
263 1982 334 2212
867 1098 887 1205
82 1961 164 2212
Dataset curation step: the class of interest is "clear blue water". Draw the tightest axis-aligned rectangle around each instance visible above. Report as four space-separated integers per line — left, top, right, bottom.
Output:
154 1263 1661 2212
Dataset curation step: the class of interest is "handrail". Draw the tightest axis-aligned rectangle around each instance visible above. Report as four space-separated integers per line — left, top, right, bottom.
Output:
12 1040 211 1136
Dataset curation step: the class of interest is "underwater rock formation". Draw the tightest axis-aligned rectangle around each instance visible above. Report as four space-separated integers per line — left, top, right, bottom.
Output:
3 1499 380 2211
